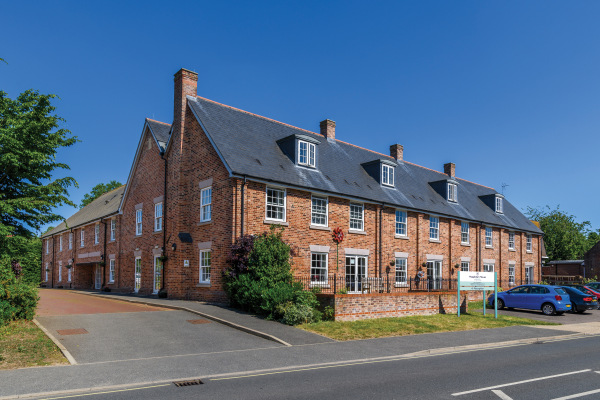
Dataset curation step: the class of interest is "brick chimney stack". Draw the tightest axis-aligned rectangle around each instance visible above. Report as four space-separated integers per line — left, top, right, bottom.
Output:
320 119 336 141
444 162 455 178
173 68 198 137
390 144 403 162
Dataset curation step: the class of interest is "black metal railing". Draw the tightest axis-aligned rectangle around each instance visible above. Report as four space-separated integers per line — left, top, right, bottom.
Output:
295 274 457 295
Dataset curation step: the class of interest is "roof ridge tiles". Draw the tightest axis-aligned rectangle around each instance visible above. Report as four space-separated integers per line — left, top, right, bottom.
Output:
146 118 171 126
193 95 497 192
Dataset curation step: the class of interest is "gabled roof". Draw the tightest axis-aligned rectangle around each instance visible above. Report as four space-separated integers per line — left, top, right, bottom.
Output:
188 95 542 234
41 186 125 238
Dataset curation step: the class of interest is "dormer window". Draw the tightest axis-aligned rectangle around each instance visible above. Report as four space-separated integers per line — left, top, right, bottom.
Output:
382 164 394 187
447 182 457 202
495 196 503 213
298 140 316 167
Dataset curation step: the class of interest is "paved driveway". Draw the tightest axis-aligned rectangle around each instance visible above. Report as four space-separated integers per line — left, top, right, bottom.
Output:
36 290 281 364
484 305 600 324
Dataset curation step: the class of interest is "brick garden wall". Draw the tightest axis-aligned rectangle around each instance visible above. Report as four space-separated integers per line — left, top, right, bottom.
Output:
318 292 468 321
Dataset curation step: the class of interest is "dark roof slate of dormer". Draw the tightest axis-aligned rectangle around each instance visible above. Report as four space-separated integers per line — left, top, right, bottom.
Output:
187 96 542 234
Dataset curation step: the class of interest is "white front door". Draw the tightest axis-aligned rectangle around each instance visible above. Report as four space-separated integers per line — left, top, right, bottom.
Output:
153 257 162 294
427 260 442 290
525 266 533 284
345 255 367 293
95 265 102 290
134 258 142 293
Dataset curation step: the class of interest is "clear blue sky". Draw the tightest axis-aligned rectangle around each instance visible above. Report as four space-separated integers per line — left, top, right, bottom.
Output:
2 1 599 232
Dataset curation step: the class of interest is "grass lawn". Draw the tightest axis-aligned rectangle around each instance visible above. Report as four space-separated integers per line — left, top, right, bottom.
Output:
299 311 558 341
0 320 67 369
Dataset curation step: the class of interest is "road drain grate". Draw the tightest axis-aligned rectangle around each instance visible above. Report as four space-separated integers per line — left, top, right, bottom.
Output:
187 319 211 324
173 379 203 387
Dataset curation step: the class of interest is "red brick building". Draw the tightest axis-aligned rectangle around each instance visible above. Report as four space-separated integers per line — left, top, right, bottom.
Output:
41 68 543 317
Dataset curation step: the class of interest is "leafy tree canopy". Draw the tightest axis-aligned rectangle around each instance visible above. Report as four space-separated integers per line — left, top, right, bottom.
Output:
80 180 123 208
0 90 78 241
526 206 599 261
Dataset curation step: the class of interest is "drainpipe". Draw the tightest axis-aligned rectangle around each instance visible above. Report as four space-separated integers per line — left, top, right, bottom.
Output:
478 223 483 272
101 218 107 288
241 176 246 236
161 151 167 292
379 204 383 279
51 236 55 288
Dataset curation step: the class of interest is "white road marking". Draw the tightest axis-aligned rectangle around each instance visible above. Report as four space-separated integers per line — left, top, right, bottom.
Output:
492 390 514 400
552 388 600 400
452 369 591 396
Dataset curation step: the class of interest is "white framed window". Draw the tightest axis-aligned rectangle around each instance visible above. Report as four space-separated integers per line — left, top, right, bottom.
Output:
94 224 100 244
67 265 71 282
200 250 211 284
447 183 457 202
310 252 328 283
45 262 48 282
80 229 85 247
109 259 115 283
298 140 316 167
349 203 364 231
526 234 532 252
483 263 494 272
509 265 515 285
395 258 407 285
134 257 141 293
110 220 116 241
382 164 394 187
395 210 407 237
153 256 162 294
59 235 63 252
429 216 439 240
69 232 73 249
265 187 285 221
155 202 163 231
525 265 534 284
136 209 142 236
58 261 62 282
495 197 503 213
461 261 470 272
508 232 515 250
485 227 493 247
461 222 470 244
200 187 212 222
46 239 49 254
311 196 328 227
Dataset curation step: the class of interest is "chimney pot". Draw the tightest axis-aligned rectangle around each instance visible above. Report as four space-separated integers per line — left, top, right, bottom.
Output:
320 119 336 140
444 162 455 178
390 144 403 162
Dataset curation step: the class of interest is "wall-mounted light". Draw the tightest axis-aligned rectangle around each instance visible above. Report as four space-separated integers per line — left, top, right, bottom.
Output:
100 254 104 261
171 243 177 252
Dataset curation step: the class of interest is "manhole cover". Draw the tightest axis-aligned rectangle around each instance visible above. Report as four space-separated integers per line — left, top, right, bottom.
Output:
57 328 88 335
187 319 211 324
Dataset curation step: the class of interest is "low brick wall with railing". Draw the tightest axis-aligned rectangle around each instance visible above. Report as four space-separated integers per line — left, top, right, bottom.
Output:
318 292 469 321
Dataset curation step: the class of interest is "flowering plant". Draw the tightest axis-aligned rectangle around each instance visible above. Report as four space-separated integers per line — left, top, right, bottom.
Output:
332 227 344 244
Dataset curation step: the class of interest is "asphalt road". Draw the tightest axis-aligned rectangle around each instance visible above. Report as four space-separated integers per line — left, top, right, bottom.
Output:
31 335 600 400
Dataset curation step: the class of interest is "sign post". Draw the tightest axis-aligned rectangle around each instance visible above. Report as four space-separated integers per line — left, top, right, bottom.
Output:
457 271 497 319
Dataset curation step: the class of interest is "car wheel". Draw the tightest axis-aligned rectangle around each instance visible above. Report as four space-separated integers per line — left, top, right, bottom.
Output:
542 303 556 316
497 299 505 309
571 303 577 313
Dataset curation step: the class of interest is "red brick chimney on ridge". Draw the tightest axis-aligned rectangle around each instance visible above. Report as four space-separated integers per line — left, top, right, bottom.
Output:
390 144 403 162
444 162 455 178
320 119 336 140
173 68 198 138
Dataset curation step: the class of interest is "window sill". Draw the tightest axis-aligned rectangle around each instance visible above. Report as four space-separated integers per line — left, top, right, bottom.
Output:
309 283 330 289
197 221 212 226
508 248 516 252
461 242 470 247
196 282 211 288
348 229 366 235
526 251 533 254
485 246 493 249
264 220 289 226
395 235 409 240
310 225 331 231
153 231 162 235
429 239 441 243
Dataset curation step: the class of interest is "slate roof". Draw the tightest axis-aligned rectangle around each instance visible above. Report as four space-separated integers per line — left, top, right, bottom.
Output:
146 118 171 151
41 186 125 238
188 96 542 234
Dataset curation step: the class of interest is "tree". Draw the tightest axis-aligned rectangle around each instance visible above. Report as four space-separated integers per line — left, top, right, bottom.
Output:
0 89 78 265
526 206 597 261
80 180 123 208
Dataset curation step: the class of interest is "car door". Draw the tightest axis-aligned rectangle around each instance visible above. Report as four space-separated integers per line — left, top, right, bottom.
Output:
505 286 528 308
525 286 546 310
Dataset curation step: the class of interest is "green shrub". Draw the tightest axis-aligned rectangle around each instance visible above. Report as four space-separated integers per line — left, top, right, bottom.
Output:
224 226 322 323
323 305 335 321
0 264 39 326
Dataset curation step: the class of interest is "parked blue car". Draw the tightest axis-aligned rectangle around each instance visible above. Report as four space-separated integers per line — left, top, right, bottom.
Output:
487 284 571 316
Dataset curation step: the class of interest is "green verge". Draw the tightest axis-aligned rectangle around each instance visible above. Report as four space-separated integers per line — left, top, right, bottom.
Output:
298 312 558 341
0 320 67 369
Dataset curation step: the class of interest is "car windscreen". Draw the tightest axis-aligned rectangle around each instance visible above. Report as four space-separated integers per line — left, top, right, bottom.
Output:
554 288 567 295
